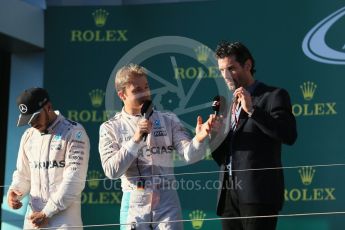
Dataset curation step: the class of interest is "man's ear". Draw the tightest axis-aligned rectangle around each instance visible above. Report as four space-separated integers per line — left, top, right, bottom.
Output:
118 91 126 101
45 102 52 112
244 59 252 72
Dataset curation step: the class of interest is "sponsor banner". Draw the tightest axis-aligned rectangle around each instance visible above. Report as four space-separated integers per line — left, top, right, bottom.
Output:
42 2 345 229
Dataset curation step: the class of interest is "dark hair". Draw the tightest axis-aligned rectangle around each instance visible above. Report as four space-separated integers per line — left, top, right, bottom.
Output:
215 41 256 75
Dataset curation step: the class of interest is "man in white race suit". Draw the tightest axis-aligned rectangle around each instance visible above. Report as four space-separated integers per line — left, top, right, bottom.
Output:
99 64 215 230
7 87 90 229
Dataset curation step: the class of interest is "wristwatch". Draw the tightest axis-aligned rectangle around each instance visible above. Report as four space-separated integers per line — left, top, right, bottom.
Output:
248 107 255 117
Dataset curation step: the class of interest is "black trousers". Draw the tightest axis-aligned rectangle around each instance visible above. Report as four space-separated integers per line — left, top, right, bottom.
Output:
221 176 278 230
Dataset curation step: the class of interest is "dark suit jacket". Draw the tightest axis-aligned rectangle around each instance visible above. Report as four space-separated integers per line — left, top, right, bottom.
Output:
211 82 297 216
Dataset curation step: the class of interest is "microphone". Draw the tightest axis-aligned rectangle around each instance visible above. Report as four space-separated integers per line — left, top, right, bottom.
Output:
140 100 153 141
212 96 220 116
212 95 227 116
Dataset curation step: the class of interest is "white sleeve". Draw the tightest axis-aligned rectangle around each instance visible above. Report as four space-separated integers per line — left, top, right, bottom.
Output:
42 127 90 218
9 130 31 196
170 114 208 163
98 122 140 179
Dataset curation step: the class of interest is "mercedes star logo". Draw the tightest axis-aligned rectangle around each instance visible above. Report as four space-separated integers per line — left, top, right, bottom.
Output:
19 104 28 113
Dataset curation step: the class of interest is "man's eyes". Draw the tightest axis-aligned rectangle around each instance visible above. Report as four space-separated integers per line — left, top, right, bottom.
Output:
132 87 149 93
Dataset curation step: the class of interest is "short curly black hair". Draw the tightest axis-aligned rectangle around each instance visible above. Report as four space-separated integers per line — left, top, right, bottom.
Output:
215 41 256 75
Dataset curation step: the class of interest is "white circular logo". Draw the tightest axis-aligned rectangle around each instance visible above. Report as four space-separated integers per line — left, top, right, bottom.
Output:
105 36 232 167
19 104 28 113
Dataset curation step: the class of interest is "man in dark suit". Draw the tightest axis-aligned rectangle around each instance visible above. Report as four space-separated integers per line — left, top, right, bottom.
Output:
211 41 297 230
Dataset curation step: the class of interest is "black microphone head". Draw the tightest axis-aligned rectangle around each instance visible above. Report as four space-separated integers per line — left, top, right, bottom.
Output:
212 95 228 115
212 96 220 113
141 100 153 119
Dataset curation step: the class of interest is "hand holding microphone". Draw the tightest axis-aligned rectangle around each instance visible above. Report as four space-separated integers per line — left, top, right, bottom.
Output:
133 100 153 142
233 87 253 114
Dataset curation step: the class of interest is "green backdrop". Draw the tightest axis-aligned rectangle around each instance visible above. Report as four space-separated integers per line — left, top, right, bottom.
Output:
44 1 345 229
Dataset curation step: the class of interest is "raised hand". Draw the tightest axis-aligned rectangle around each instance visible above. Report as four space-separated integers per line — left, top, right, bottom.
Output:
233 87 253 114
195 114 216 142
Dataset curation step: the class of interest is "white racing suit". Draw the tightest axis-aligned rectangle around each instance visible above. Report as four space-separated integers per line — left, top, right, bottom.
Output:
8 111 90 230
99 109 208 230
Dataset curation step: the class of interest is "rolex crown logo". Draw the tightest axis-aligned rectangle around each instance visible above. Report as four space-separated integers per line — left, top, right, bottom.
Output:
194 45 211 64
87 170 103 189
89 89 105 108
300 81 317 101
189 210 206 229
92 9 109 27
298 166 315 186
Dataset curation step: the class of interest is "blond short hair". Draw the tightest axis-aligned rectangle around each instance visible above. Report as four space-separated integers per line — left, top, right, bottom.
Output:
115 63 147 92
